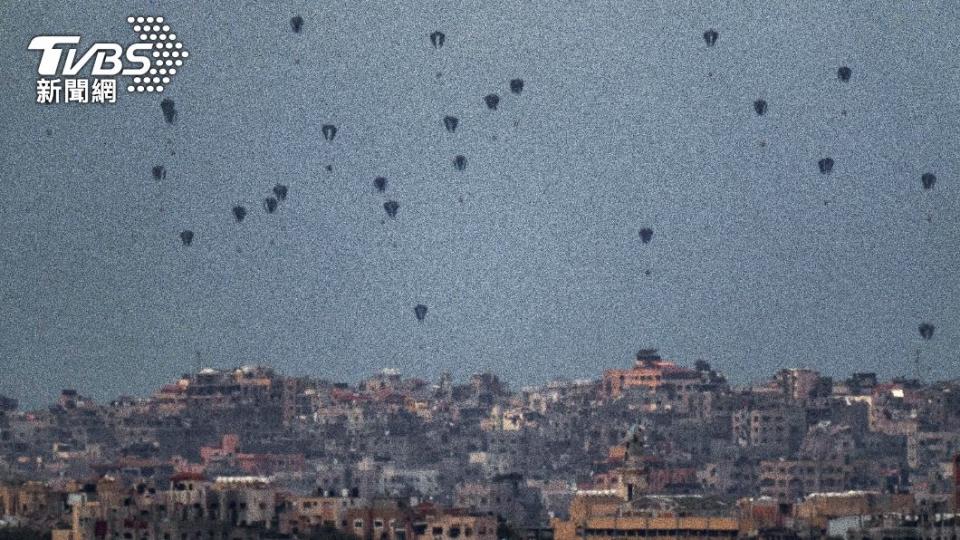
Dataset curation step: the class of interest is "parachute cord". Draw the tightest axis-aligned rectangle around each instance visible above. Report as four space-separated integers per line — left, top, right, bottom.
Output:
914 348 922 382
196 253 206 372
187 250 199 376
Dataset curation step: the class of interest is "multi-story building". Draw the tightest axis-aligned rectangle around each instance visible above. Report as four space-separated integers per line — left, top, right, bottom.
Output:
759 459 852 501
602 350 702 399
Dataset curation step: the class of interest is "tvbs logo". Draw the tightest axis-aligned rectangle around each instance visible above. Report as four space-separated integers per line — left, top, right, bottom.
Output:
29 16 189 104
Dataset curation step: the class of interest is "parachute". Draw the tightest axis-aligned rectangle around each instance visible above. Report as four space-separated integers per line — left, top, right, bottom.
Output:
414 304 428 321
818 158 834 175
639 228 653 244
272 184 288 201
453 155 467 171
510 78 524 95
753 99 767 116
152 165 166 181
264 197 278 214
484 94 500 110
383 200 399 218
443 116 459 133
232 205 247 223
374 177 387 193
837 66 852 82
430 31 445 49
703 29 719 47
921 173 936 190
322 124 337 141
290 15 304 33
919 323 935 340
179 230 194 246
160 98 177 124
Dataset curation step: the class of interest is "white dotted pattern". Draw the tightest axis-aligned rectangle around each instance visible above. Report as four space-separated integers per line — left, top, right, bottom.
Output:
126 15 188 93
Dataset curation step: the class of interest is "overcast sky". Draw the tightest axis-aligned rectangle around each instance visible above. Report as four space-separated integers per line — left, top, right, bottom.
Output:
1 1 959 408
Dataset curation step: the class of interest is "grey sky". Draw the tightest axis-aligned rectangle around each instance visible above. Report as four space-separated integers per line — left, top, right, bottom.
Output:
1 1 958 408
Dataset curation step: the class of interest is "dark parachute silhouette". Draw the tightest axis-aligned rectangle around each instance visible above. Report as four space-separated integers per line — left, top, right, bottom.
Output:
264 197 278 214
160 98 176 124
414 304 428 322
915 322 937 380
510 78 524 95
443 116 459 133
639 228 654 244
818 158 834 175
290 15 303 33
179 230 194 246
152 165 166 181
453 155 467 171
383 200 399 218
322 124 337 141
374 176 387 193
921 173 936 190
703 29 719 47
484 94 500 110
232 205 247 223
430 31 445 49
272 184 288 201
837 66 852 82
753 99 767 116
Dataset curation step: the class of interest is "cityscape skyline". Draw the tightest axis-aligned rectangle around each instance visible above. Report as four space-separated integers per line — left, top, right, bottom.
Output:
3 348 953 411
3 345 960 538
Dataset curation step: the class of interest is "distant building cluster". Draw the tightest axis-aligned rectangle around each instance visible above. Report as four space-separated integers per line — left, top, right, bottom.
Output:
2 351 960 539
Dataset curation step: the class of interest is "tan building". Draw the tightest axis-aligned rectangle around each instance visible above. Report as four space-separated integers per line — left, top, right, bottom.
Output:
551 493 740 540
412 510 497 540
48 476 279 540
282 494 365 534
602 350 701 399
336 500 498 540
792 491 914 532
0 481 66 529
771 369 823 401
759 459 852 501
732 407 805 451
